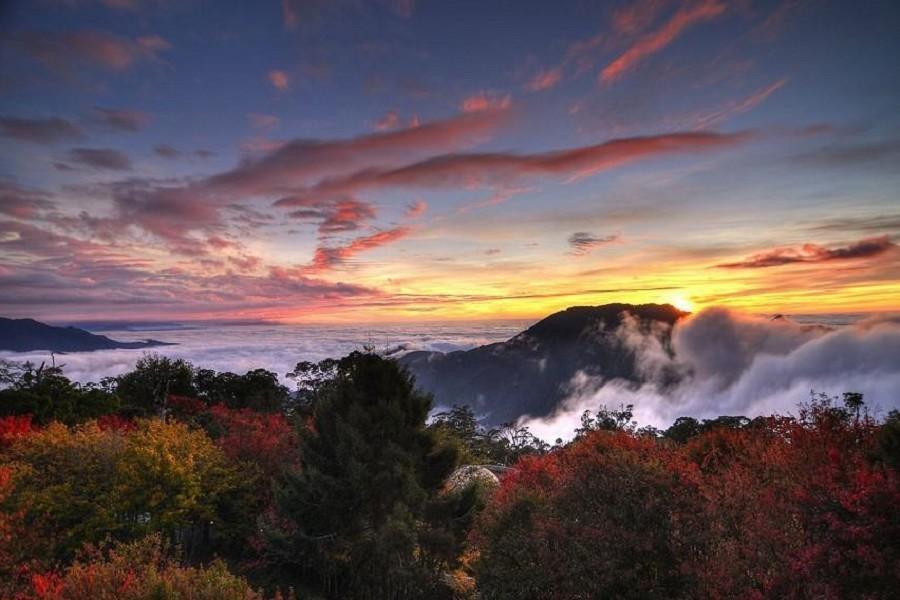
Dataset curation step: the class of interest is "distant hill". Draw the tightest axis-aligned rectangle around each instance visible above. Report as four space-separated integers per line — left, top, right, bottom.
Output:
0 317 174 353
400 303 686 426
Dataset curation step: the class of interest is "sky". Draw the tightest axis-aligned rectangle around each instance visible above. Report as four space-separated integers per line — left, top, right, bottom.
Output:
0 0 898 323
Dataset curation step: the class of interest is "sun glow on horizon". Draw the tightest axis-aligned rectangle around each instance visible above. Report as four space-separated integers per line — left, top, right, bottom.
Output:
669 295 696 313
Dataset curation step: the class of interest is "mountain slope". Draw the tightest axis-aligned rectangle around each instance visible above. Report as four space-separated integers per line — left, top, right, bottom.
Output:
0 317 173 352
400 303 686 426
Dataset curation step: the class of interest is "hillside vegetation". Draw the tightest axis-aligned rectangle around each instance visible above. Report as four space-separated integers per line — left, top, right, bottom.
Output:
1 353 898 599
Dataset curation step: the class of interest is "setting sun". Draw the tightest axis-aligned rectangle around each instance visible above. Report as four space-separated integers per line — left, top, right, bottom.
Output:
670 295 696 313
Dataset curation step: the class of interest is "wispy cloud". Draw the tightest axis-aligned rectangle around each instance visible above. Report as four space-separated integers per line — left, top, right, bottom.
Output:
568 232 620 256
600 0 727 84
692 78 788 129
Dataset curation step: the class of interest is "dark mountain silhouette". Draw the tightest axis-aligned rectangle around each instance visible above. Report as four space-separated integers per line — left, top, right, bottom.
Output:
0 317 174 352
400 303 686 426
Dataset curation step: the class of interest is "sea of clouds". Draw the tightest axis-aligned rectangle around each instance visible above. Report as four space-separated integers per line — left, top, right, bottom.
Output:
3 310 899 441
0 320 528 385
521 308 900 440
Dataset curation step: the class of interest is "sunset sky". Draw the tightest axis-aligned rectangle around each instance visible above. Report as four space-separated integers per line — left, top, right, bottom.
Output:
1 0 898 323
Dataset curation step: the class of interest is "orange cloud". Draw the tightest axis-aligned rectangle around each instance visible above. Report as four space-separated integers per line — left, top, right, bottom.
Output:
600 0 726 84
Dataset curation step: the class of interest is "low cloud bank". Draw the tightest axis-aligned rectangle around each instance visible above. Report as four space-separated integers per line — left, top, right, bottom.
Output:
0 321 524 386
522 308 900 441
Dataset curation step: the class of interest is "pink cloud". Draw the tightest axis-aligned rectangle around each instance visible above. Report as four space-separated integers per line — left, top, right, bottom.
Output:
268 69 290 91
279 130 750 202
525 68 563 92
212 106 511 194
285 196 377 234
460 92 512 113
308 226 411 272
373 109 401 131
611 0 670 36
0 219 380 319
600 0 727 84
405 199 427 218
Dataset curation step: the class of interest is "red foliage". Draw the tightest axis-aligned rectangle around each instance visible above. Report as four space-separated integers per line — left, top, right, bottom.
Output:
0 415 35 449
166 394 206 417
204 404 298 480
475 405 900 599
94 414 136 432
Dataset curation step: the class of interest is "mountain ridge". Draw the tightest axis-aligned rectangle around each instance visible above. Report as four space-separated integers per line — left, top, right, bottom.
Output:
400 303 687 426
0 317 174 353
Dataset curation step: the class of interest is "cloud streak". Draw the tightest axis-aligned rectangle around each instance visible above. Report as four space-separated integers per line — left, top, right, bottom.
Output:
717 236 896 268
276 130 750 203
0 116 84 143
568 232 620 256
600 0 727 83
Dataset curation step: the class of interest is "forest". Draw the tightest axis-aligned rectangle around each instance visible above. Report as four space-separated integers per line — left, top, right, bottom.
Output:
1 352 898 599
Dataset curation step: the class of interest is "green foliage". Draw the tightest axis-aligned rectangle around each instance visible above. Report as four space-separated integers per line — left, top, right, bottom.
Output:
0 360 119 425
266 352 461 598
193 368 289 412
574 403 636 437
430 405 548 465
115 354 195 417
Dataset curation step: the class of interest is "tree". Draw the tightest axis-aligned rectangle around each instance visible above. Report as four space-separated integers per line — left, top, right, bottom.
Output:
2 419 245 565
115 354 195 417
264 352 459 598
0 361 119 425
194 368 289 412
473 430 704 599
